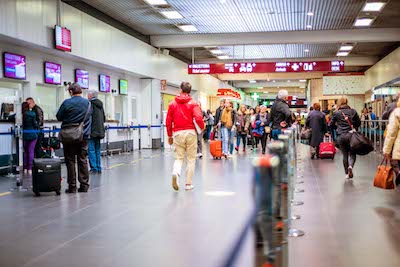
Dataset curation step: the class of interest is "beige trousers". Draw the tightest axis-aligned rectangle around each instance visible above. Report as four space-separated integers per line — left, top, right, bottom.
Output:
173 131 198 185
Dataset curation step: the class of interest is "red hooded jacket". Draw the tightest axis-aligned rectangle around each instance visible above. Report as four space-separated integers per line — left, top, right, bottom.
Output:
166 94 205 137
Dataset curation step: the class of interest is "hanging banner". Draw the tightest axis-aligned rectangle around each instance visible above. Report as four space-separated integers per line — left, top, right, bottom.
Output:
188 60 345 74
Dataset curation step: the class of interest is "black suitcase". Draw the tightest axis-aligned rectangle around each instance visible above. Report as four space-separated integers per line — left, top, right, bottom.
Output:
32 158 62 196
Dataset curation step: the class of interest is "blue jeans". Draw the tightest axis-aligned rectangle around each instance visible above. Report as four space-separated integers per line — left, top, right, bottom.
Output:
271 129 282 141
221 127 235 154
88 138 102 172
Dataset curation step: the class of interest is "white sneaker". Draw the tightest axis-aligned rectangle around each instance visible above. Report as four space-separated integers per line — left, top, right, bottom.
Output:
348 167 354 179
345 174 349 179
198 153 203 159
28 170 32 176
228 154 233 158
185 184 194 191
172 173 180 191
23 169 28 175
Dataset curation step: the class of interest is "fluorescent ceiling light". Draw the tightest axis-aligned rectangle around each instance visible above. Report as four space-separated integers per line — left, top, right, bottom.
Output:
307 12 314 16
257 87 264 89
287 80 291 82
249 80 257 83
337 51 349 57
363 2 386 12
263 91 269 94
217 55 230 60
306 25 312 29
210 49 224 54
340 45 354 51
177 24 198 32
144 0 168 5
299 79 307 82
160 11 183 19
354 18 374 27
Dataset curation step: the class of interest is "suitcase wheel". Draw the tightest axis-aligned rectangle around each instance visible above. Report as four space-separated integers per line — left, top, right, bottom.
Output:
34 191 40 197
56 190 61 195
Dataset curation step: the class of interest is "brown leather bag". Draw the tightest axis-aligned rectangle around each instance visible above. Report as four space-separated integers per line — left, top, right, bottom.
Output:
373 159 395 189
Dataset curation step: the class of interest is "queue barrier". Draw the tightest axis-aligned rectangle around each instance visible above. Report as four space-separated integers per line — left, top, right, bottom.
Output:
222 126 305 267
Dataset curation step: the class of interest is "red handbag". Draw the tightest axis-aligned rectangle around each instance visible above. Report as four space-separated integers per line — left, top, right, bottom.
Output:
373 159 395 189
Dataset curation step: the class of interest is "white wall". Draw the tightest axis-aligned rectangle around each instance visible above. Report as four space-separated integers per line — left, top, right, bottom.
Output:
365 47 400 89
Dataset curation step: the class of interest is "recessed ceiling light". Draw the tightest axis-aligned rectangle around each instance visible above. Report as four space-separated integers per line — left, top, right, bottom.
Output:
217 55 230 60
210 49 224 54
304 49 310 53
363 2 386 12
337 51 349 57
257 87 263 89
340 45 354 51
160 11 183 19
306 25 312 29
263 91 269 94
307 12 314 16
354 18 374 27
177 24 198 32
144 0 168 5
299 79 307 82
249 80 257 83
272 80 276 83
287 80 291 82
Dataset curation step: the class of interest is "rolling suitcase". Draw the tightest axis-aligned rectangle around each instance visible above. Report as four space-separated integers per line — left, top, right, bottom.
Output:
319 136 336 160
32 158 62 196
210 140 223 159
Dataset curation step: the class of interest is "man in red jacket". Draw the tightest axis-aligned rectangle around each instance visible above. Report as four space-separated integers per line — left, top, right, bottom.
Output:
166 82 205 191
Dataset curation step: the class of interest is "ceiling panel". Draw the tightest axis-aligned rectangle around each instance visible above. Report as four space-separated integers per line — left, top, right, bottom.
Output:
82 0 400 36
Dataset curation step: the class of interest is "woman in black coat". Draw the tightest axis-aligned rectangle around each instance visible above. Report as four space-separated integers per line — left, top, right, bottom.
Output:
306 103 328 159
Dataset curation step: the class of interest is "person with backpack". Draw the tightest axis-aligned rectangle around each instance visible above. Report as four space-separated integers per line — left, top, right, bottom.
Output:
166 82 204 191
268 90 292 140
87 91 106 174
254 105 270 154
331 97 361 179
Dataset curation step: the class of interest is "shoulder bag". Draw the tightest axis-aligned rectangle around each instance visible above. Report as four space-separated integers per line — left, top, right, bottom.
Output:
341 111 374 155
60 103 91 144
373 158 395 189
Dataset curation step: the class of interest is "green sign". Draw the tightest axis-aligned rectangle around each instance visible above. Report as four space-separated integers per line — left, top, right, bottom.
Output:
251 93 260 101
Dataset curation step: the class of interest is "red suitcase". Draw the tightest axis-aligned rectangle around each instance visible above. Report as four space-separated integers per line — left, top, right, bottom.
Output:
210 140 223 159
319 136 336 160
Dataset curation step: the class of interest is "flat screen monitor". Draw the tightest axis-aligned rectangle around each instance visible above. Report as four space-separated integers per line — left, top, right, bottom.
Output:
75 69 89 89
99 74 110 93
44 62 62 85
3 52 26 80
119 79 128 95
55 25 71 52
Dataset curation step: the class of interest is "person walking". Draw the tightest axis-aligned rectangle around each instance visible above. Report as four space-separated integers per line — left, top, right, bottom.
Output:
235 104 250 152
255 105 270 154
361 107 372 133
249 108 257 150
331 97 361 179
214 99 225 128
306 103 328 159
57 83 92 193
166 82 204 191
268 90 292 140
87 90 105 174
26 98 44 158
196 102 206 158
220 100 237 158
383 98 400 187
206 110 214 140
22 101 38 175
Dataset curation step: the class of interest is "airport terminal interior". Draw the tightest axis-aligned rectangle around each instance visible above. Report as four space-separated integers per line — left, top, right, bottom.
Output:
0 0 400 266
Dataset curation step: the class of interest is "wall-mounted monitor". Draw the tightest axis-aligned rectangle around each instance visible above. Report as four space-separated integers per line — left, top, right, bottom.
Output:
3 52 26 80
55 25 71 52
75 69 89 89
99 74 110 93
44 62 62 85
119 79 128 95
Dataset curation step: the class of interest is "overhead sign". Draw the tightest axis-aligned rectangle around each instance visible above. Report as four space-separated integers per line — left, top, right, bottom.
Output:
188 61 344 74
217 88 241 100
55 25 72 52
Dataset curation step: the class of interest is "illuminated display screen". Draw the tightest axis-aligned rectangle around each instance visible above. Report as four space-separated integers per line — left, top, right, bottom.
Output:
75 69 89 89
3 52 26 80
99 74 110 93
188 61 344 74
119 79 128 95
44 62 62 85
55 25 72 52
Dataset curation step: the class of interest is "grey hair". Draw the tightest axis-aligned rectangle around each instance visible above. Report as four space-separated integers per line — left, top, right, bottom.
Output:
87 90 98 98
277 89 289 99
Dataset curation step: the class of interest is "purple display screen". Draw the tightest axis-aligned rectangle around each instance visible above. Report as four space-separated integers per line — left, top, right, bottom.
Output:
75 69 89 89
3 52 26 80
44 62 62 85
99 74 110 92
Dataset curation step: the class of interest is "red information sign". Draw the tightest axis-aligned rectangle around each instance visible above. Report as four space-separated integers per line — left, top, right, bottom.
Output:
188 61 344 74
55 26 71 52
217 88 241 100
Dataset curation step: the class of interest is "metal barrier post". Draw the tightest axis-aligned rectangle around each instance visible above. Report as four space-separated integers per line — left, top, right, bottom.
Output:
6 127 16 178
10 125 27 192
104 126 111 170
253 155 280 266
138 124 142 150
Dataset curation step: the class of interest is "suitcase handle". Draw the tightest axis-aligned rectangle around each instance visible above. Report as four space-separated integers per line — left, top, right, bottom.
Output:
324 134 332 143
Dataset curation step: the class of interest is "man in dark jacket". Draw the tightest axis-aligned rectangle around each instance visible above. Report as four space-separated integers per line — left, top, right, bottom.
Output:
57 83 92 193
382 92 400 120
87 91 106 174
26 97 44 158
214 99 225 127
268 89 292 140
